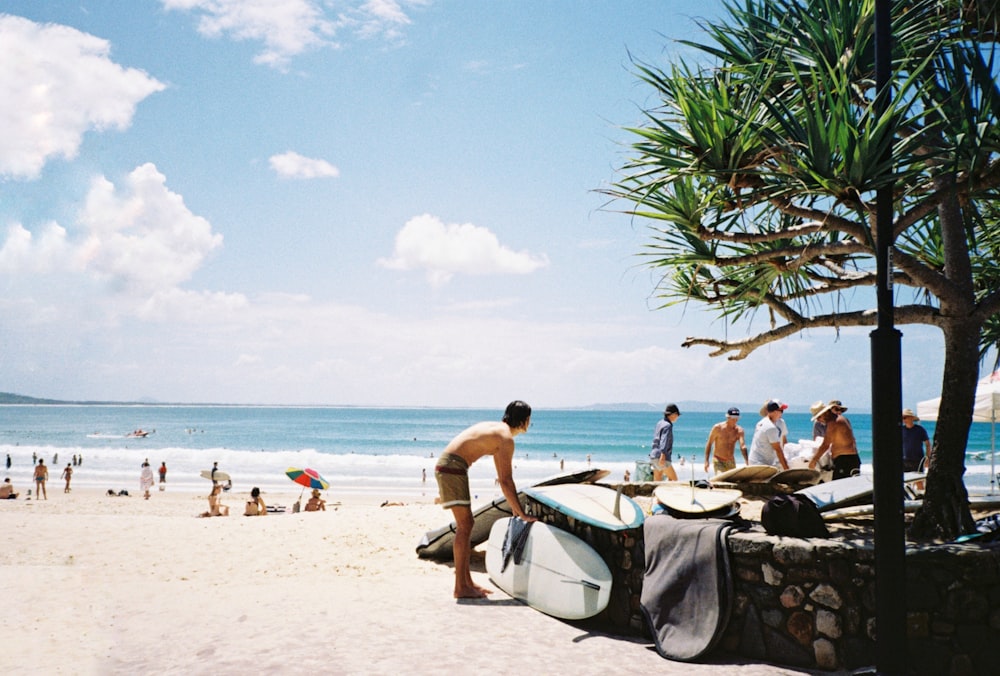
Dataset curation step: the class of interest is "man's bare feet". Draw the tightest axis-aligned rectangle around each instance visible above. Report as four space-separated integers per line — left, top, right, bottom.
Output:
455 585 489 599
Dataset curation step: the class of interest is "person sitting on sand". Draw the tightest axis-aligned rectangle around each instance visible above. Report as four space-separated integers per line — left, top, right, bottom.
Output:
244 487 267 516
199 482 229 517
304 489 326 512
0 477 18 499
434 400 537 599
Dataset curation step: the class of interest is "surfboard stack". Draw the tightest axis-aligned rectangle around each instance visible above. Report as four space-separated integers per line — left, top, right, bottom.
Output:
415 468 611 561
483 482 645 620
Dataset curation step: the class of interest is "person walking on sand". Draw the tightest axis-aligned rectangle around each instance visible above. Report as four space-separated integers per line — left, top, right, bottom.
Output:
809 400 861 479
61 463 73 493
140 460 155 500
749 400 791 470
33 458 48 499
435 400 537 599
704 407 748 474
158 462 167 490
901 408 932 472
649 404 681 481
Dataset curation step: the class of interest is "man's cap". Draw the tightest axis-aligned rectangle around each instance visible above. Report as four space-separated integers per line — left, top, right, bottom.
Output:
811 399 848 421
664 403 681 416
759 399 789 416
726 407 740 417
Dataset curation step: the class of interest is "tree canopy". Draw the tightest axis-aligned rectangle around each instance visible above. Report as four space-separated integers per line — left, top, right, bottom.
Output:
610 0 1000 539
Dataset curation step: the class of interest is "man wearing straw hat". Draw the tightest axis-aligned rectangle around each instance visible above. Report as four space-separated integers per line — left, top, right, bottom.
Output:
901 408 931 472
808 400 861 479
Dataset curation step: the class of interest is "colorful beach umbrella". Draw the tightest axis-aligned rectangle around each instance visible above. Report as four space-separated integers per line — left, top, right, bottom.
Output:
285 467 329 490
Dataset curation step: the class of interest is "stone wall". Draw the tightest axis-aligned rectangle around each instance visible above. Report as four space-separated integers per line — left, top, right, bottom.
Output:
525 492 1000 674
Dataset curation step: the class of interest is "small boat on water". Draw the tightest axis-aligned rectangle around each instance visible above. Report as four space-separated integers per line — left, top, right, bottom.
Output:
125 429 152 438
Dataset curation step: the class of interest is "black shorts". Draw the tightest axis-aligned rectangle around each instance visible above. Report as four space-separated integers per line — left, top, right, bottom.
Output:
832 455 861 480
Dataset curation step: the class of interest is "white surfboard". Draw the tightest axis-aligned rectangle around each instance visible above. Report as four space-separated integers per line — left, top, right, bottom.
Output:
653 484 743 514
199 469 231 482
710 464 778 483
523 483 644 531
485 518 612 620
795 474 873 512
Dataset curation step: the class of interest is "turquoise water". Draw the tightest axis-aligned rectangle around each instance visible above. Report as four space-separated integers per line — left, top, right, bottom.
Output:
0 405 994 497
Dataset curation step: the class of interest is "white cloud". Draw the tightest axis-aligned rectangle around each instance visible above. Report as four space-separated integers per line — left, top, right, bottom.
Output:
0 14 165 179
0 163 224 303
161 0 422 67
76 163 224 294
269 151 340 179
0 222 71 274
378 213 549 286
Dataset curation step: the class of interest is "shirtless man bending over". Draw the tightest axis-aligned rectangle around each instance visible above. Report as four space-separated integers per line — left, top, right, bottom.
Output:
808 400 861 479
435 400 537 599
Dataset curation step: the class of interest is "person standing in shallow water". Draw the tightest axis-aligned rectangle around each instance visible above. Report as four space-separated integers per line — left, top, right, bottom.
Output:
61 463 73 492
435 400 536 599
33 458 48 499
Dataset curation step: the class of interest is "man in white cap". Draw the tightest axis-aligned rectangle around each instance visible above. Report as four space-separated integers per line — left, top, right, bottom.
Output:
749 400 791 469
901 408 931 472
703 407 748 474
808 400 860 479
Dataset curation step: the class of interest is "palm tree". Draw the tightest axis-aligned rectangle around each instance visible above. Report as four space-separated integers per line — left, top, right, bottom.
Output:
608 0 1000 540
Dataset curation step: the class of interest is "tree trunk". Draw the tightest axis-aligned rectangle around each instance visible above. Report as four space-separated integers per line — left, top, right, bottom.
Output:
908 319 979 541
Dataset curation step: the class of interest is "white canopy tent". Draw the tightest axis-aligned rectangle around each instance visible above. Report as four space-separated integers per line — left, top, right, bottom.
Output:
916 372 1000 494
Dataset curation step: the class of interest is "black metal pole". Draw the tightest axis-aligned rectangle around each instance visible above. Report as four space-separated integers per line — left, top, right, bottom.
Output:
871 0 906 673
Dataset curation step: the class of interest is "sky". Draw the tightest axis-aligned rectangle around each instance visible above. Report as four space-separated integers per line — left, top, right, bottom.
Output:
0 0 956 409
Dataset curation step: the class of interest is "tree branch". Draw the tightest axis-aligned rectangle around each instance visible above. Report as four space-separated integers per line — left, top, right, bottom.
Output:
681 305 942 360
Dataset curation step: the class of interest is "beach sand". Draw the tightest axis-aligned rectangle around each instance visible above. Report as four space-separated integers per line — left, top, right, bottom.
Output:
1 487 819 675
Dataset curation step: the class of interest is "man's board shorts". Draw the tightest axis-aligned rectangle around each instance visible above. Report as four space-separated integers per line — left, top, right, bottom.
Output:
435 453 470 509
713 458 737 474
832 454 862 481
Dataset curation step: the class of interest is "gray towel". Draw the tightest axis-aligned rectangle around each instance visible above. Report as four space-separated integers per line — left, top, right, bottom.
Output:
640 515 733 661
500 517 533 572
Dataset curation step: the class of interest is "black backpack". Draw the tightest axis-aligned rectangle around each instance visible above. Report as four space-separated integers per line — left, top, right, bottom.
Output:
761 494 829 538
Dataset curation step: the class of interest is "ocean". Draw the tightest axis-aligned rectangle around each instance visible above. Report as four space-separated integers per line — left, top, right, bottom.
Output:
1 405 996 498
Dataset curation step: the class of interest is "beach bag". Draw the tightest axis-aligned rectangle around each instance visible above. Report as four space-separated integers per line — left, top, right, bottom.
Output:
761 494 829 538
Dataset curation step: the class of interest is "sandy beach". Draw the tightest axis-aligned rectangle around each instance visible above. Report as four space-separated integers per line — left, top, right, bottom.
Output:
0 486 823 675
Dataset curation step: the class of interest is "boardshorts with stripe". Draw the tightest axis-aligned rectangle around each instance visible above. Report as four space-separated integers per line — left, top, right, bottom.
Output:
435 453 470 509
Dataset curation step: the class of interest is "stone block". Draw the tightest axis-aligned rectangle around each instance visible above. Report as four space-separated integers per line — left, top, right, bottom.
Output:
763 624 813 667
816 608 842 639
813 637 838 671
762 608 784 629
773 541 817 566
779 584 805 608
787 610 815 645
762 561 783 586
809 582 843 609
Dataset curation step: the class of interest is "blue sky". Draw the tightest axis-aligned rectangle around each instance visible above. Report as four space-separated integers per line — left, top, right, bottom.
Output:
0 1 952 409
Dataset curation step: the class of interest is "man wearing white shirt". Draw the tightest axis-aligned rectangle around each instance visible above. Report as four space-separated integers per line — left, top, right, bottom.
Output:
748 399 791 469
